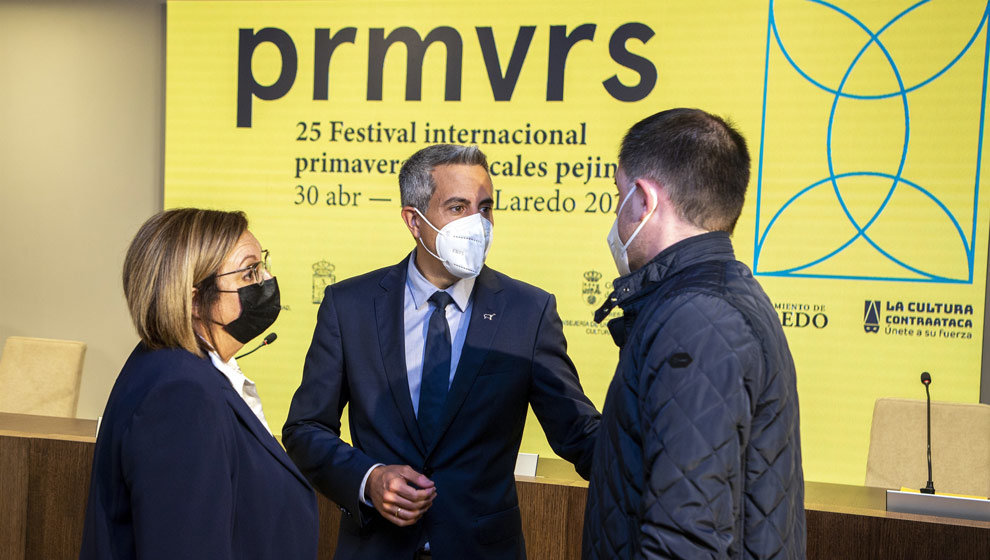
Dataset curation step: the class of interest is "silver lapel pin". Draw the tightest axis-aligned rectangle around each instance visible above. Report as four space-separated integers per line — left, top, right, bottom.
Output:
483 313 496 320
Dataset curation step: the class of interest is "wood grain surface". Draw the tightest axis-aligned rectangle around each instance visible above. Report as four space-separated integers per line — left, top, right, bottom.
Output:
2 413 988 560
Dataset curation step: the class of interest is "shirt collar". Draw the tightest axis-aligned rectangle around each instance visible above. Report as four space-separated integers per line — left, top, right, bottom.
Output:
208 350 250 394
406 251 474 312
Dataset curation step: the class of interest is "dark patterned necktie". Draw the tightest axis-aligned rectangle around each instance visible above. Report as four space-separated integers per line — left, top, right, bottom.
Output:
418 291 454 445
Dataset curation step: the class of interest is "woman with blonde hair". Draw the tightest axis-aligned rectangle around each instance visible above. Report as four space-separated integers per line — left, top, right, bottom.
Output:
80 208 317 560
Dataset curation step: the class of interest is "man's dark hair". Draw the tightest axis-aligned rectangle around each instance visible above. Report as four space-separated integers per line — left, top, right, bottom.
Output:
399 144 488 212
619 108 750 233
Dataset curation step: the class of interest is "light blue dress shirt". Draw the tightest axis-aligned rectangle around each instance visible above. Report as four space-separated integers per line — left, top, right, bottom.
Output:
402 252 475 415
358 252 476 506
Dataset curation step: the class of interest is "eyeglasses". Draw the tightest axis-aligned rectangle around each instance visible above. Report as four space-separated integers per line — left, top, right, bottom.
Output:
216 249 271 286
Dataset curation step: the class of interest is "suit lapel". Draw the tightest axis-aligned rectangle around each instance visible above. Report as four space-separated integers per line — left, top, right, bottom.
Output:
425 266 504 458
375 259 428 456
220 385 312 489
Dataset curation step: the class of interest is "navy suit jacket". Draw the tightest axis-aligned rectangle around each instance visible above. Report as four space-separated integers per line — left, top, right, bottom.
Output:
80 344 318 560
283 258 600 560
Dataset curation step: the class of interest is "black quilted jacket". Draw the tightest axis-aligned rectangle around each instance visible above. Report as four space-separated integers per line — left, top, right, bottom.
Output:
582 232 805 559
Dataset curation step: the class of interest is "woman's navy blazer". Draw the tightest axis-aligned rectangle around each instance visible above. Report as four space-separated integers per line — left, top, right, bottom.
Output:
79 344 318 560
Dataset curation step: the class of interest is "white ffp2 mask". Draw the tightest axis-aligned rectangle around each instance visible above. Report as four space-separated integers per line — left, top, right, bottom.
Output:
607 187 654 276
415 209 493 279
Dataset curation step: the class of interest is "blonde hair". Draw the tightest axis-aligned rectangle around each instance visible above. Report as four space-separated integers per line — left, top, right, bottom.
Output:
122 208 248 356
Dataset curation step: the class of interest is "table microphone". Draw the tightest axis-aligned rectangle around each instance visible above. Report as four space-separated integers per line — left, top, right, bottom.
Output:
920 371 935 494
235 332 277 359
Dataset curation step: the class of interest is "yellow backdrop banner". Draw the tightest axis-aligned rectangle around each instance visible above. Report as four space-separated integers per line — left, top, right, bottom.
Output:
165 0 989 485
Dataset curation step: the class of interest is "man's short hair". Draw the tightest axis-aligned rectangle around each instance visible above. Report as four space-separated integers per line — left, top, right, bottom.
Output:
399 144 489 212
619 108 750 233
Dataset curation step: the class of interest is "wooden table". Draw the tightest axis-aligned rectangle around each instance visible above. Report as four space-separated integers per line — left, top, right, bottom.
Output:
804 481 989 558
1 412 987 559
0 412 97 560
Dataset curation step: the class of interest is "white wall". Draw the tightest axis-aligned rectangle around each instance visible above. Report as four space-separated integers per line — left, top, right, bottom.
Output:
0 0 164 419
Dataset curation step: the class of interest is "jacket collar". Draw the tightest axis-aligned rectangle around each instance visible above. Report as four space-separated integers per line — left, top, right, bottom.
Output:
594 231 736 324
375 257 425 454
215 371 313 489
376 255 504 458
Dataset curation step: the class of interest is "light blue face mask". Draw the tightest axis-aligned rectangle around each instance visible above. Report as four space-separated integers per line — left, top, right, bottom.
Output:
606 186 655 276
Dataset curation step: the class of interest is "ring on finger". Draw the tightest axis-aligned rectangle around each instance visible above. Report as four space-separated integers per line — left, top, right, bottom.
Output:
396 506 402 518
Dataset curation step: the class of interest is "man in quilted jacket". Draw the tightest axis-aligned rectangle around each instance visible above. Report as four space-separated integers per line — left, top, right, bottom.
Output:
582 108 805 559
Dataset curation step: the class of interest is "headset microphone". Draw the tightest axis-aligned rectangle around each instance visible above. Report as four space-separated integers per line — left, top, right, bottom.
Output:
235 332 277 360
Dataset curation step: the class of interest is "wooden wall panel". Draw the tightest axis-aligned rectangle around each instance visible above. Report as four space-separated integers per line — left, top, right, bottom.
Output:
807 509 990 559
0 436 29 560
517 478 587 560
25 439 93 560
317 496 341 560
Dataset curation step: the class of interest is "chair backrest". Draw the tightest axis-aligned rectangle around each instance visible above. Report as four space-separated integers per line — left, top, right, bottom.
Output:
865 397 990 497
0 336 86 417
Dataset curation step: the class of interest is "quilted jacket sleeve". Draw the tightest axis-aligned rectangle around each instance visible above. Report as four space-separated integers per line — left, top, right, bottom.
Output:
635 293 759 559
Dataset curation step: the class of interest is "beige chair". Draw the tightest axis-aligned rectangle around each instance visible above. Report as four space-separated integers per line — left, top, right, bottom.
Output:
865 397 990 497
0 336 86 417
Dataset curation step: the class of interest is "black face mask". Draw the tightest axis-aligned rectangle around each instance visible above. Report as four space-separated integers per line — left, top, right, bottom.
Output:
222 277 281 344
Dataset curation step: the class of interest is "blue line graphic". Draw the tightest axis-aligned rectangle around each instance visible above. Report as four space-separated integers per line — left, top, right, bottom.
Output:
755 0 990 283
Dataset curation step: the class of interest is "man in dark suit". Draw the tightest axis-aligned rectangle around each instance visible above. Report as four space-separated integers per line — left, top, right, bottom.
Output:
284 144 600 559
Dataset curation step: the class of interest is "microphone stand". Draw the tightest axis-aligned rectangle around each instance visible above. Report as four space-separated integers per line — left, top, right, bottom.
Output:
920 372 935 494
